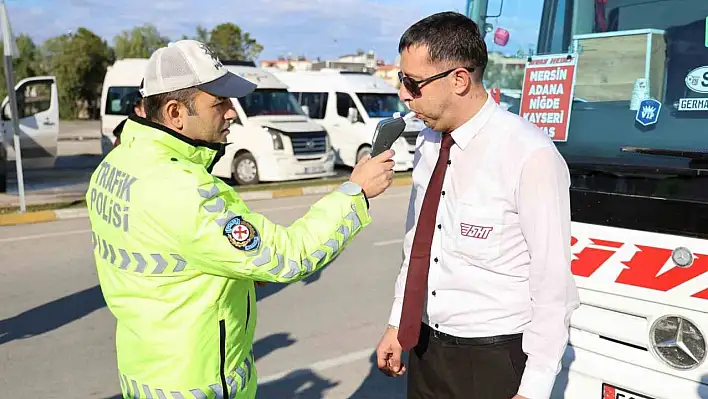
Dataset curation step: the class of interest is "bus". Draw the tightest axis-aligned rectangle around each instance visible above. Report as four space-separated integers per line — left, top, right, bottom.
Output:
468 1 708 398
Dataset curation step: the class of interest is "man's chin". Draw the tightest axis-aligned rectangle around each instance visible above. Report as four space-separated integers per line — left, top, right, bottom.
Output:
413 112 430 126
419 117 434 129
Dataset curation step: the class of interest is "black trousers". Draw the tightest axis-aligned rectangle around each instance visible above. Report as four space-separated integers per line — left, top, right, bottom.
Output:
407 323 527 399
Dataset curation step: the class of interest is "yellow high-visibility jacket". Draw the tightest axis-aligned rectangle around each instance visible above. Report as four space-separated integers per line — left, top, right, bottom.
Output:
86 116 372 398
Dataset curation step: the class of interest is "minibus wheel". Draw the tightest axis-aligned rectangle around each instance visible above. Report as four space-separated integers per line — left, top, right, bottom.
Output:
356 145 371 164
232 152 260 185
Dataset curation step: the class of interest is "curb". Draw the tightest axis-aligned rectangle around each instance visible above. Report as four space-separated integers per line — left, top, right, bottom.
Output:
0 176 413 227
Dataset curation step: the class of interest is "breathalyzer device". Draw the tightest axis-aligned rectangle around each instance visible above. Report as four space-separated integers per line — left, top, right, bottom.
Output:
371 112 416 157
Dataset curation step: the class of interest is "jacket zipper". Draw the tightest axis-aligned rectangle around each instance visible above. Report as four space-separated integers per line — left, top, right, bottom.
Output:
219 320 229 397
245 292 251 331
217 293 250 398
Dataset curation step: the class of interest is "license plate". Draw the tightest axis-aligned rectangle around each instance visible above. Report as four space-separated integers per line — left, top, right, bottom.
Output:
602 383 654 399
304 166 325 174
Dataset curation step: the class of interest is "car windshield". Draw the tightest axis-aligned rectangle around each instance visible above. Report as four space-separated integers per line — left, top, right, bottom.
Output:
356 93 408 118
238 89 306 117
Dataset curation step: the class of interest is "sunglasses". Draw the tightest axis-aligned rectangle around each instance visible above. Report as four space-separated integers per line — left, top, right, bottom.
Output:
398 67 476 97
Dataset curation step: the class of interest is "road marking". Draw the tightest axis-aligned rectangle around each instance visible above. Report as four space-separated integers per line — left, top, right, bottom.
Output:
0 229 91 243
374 239 403 246
258 347 374 384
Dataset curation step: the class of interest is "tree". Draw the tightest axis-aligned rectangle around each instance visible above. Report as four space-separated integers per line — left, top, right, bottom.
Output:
483 58 525 90
181 25 209 42
41 28 111 119
205 23 263 61
194 25 210 44
483 60 503 87
113 24 169 59
0 34 44 100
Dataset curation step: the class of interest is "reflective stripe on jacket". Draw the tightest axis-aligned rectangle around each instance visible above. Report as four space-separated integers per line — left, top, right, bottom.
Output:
86 115 372 398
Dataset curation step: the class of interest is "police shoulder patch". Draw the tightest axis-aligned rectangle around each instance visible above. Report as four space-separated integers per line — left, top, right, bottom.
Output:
223 216 260 252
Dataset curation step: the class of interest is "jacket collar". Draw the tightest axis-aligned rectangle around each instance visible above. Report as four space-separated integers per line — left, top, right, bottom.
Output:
121 115 227 172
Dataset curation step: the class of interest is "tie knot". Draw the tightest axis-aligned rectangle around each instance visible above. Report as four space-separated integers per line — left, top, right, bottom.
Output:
441 133 455 151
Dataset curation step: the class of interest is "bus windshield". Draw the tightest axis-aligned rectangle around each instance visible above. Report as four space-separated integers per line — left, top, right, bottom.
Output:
528 0 708 237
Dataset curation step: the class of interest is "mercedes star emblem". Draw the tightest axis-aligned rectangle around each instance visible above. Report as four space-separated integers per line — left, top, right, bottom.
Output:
671 247 693 268
650 315 706 370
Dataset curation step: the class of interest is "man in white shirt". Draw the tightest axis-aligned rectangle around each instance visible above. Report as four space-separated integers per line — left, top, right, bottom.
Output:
375 11 580 399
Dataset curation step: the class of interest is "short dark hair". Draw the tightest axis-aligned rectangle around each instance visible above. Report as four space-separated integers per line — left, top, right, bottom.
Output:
399 11 488 80
143 87 199 122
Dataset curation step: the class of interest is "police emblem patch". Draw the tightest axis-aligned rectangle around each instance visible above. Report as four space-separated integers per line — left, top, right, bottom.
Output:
224 216 260 251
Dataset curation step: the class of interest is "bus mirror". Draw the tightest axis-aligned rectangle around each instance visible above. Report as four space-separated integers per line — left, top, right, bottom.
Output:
494 27 510 46
347 107 359 124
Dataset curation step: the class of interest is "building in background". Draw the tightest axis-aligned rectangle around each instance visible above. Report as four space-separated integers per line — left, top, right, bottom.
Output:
260 49 401 89
259 55 314 71
375 64 400 88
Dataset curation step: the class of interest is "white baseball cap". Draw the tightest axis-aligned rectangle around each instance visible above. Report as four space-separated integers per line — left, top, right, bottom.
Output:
140 39 256 99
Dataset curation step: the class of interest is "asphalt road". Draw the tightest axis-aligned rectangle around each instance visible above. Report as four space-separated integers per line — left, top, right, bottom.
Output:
0 185 413 398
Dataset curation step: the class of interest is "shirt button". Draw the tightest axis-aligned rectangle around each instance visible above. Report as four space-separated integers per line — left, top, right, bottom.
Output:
447 160 451 165
435 323 439 328
432 290 436 296
434 257 438 263
437 224 441 229
441 190 446 196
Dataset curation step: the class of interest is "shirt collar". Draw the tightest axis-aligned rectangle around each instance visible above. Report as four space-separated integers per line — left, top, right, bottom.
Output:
450 92 497 150
120 115 227 172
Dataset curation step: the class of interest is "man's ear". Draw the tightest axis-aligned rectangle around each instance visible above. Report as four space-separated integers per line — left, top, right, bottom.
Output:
453 68 473 96
163 100 184 130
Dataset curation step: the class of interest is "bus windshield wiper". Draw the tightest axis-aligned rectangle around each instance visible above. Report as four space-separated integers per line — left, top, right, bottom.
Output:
620 146 708 168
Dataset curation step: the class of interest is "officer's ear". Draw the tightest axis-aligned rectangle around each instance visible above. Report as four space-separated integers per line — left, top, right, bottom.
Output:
163 100 185 130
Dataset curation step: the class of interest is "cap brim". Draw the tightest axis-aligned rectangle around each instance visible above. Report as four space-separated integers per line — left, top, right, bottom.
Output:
198 72 257 99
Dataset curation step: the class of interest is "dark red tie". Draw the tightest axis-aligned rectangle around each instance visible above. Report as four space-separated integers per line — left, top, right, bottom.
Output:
397 132 455 351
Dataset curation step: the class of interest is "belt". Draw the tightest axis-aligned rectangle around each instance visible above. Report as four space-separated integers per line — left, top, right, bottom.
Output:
423 323 523 346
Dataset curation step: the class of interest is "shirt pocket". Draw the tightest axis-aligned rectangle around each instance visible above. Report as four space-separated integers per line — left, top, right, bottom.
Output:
452 203 504 264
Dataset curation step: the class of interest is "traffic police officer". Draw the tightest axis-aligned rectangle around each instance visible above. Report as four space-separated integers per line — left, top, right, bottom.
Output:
86 40 395 399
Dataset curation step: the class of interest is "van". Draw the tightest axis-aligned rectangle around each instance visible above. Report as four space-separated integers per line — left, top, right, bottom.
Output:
1 76 60 171
272 70 423 171
99 58 146 155
100 60 336 185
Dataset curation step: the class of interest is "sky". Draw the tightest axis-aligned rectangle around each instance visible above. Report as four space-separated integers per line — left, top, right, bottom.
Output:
5 0 544 64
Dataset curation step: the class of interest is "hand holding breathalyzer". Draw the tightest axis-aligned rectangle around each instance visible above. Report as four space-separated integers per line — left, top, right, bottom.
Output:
349 149 395 199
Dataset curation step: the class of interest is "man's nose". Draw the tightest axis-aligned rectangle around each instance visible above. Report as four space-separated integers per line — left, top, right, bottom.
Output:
224 103 237 121
398 84 413 102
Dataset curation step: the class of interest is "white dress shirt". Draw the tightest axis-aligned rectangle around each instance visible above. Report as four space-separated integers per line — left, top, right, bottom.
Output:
388 94 580 399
